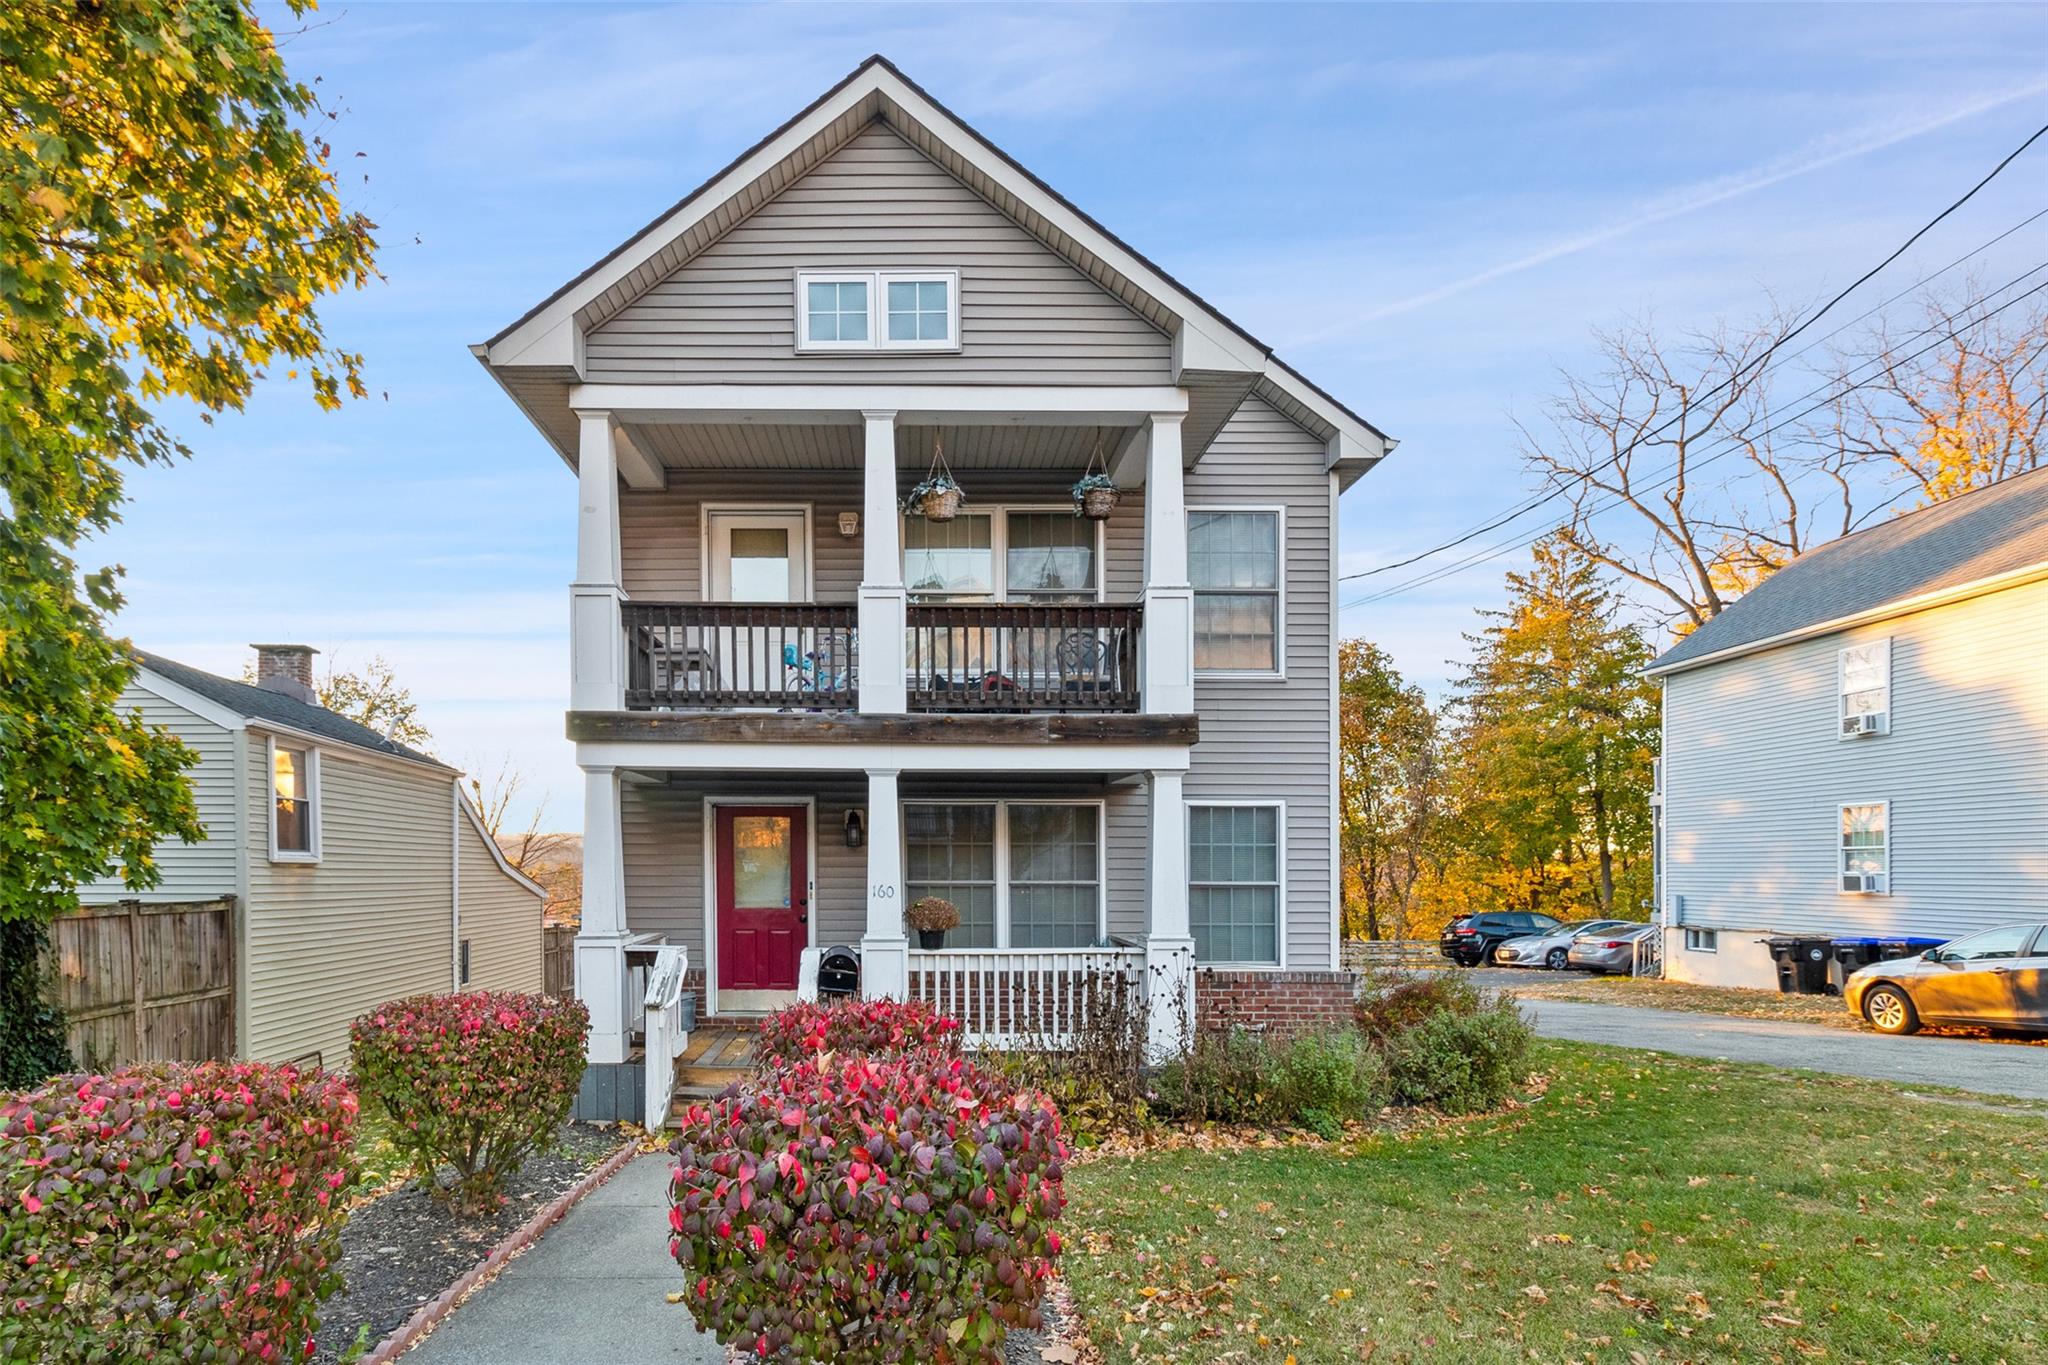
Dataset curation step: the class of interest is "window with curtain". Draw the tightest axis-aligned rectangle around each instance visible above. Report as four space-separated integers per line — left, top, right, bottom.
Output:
272 744 314 857
904 513 994 599
1839 803 1889 894
1004 513 1097 600
1189 805 1280 963
1007 804 1100 947
905 804 997 948
1189 511 1280 672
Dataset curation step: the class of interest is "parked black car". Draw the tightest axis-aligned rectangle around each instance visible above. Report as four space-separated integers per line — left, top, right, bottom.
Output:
1440 911 1563 967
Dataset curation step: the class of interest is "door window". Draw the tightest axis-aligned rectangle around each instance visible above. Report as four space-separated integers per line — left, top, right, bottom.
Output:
728 528 792 601
731 815 793 908
1935 924 2037 962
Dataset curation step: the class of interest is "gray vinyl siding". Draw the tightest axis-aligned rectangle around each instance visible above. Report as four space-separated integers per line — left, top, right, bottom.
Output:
242 735 456 1067
458 814 545 994
620 774 1146 986
78 683 239 903
1662 578 2048 951
584 124 1170 386
1185 397 1336 970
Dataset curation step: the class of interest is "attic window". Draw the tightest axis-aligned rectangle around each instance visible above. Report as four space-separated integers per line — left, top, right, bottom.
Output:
796 270 958 353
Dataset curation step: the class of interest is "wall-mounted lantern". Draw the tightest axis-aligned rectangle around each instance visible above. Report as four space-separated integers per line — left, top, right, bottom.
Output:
844 807 866 849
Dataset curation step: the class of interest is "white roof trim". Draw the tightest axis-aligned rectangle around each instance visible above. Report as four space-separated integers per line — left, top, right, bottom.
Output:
478 55 1388 455
130 666 248 733
456 786 550 900
1645 559 2048 677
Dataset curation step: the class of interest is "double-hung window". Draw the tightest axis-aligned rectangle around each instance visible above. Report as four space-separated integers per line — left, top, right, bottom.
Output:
1189 510 1282 674
904 510 1102 686
269 739 320 862
903 801 1102 948
1839 802 1889 894
1839 639 1890 737
1188 804 1282 964
795 270 958 352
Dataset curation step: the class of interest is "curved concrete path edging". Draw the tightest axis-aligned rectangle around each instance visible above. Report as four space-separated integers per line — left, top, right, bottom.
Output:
361 1137 642 1364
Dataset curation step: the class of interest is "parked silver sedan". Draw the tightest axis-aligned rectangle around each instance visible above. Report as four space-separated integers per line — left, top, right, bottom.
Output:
1844 922 2048 1035
1495 919 1634 970
1564 924 1655 974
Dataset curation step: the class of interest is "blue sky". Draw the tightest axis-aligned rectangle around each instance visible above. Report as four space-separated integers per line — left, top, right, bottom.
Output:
98 2 2048 828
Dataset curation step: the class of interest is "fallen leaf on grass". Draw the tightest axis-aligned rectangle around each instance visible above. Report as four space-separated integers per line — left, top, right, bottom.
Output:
1520 1284 1549 1305
1761 1312 1804 1328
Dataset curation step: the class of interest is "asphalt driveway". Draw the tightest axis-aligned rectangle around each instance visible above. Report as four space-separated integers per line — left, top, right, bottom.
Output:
1519 997 2048 1101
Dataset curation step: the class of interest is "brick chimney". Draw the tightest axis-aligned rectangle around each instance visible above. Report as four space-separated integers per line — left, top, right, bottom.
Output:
251 644 319 705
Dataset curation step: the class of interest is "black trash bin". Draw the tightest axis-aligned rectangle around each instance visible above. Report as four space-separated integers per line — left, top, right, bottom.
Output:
1876 936 1947 962
1831 937 1883 995
816 944 861 999
1767 937 1834 994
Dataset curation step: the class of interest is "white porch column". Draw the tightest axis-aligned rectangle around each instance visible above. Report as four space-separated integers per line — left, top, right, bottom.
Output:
857 409 907 714
1141 413 1195 715
1144 767 1196 1059
575 765 631 1064
571 410 626 712
858 768 909 1000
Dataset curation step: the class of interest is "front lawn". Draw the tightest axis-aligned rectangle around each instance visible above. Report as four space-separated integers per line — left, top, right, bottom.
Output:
1509 974 1855 1028
1062 1040 2046 1363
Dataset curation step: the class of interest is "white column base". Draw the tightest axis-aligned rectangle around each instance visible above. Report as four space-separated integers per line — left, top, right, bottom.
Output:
856 585 907 715
1144 937 1196 1061
860 936 910 1002
1141 585 1195 714
574 932 631 1064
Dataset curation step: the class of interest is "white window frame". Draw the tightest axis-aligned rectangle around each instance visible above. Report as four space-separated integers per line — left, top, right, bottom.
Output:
901 798 1107 949
900 505 1107 603
1186 799 1287 968
1837 637 1891 738
1838 800 1890 895
794 268 960 354
1683 927 1718 953
266 735 321 864
1186 504 1286 680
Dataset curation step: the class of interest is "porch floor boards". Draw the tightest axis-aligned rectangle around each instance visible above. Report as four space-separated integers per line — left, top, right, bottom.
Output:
671 1025 759 1106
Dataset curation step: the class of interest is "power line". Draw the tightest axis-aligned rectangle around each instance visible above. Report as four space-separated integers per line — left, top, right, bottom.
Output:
1343 125 2048 583
1341 270 2048 611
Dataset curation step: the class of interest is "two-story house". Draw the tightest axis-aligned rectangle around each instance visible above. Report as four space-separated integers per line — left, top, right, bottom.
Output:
475 56 1393 1076
1648 466 2048 991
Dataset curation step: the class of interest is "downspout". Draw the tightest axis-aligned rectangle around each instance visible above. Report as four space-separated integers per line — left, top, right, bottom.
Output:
450 782 462 991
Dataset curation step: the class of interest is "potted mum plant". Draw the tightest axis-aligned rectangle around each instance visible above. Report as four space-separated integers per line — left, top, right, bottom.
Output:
906 895 960 950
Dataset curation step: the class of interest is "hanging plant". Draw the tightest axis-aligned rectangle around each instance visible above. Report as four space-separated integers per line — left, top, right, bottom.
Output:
905 433 966 521
1072 429 1120 519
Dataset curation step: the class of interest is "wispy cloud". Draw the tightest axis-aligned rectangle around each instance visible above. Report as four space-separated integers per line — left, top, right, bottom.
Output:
1299 78 2048 339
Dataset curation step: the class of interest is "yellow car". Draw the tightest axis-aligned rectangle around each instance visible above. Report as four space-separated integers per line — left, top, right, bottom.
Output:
1843 922 2048 1035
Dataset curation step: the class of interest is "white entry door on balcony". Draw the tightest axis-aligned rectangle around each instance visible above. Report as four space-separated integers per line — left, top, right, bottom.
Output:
707 509 810 601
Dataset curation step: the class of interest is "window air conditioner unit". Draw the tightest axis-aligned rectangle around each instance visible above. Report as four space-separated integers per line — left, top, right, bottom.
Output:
1842 713 1887 737
1842 872 1886 893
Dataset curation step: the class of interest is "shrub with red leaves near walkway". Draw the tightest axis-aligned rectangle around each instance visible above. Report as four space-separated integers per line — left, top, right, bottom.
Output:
0 1062 356 1364
753 997 960 1070
350 991 588 1213
668 1049 1067 1363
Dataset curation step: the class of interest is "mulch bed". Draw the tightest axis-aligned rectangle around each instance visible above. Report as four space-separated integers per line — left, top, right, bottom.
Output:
314 1122 628 1363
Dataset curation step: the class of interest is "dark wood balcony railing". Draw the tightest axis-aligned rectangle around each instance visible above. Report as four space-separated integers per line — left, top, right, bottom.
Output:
624 602 857 711
907 601 1141 713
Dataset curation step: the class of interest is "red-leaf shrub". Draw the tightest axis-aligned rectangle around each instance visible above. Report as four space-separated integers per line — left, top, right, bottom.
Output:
669 1051 1066 1363
349 991 588 1212
0 1063 356 1364
754 998 960 1070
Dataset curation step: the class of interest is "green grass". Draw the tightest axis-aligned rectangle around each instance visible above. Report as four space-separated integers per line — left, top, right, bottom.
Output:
1062 1040 2047 1364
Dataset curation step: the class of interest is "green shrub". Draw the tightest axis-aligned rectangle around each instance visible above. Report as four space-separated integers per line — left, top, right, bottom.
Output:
669 1050 1065 1363
0 1062 357 1364
1384 999 1533 1113
349 991 589 1212
1272 1030 1388 1124
1295 1106 1342 1141
1150 1026 1272 1124
1354 972 1486 1045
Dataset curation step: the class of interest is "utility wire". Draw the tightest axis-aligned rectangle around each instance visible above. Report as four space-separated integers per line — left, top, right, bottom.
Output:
1343 125 2048 583
1341 270 2048 610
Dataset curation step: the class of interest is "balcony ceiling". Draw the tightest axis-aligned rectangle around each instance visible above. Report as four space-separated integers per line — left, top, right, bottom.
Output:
625 421 1130 472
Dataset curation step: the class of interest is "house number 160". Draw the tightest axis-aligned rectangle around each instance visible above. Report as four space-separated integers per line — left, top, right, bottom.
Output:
870 884 896 898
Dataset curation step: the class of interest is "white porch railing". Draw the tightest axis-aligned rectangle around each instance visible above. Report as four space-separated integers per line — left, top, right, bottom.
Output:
642 946 690 1132
906 947 1146 1050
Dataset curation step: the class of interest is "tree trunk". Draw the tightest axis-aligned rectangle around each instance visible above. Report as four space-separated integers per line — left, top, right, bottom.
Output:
1591 738 1616 912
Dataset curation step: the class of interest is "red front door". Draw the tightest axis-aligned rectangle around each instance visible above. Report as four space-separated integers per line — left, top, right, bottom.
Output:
715 805 807 992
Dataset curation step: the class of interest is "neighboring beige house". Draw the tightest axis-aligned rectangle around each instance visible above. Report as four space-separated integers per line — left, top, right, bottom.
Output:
80 645 547 1067
473 54 1395 1096
1649 467 2048 991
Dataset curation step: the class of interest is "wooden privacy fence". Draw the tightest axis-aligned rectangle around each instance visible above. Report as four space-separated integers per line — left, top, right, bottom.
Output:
52 898 237 1070
543 924 576 997
1341 939 1445 972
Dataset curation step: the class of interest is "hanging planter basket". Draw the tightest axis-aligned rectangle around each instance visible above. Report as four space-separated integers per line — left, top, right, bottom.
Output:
1072 430 1120 520
906 434 966 521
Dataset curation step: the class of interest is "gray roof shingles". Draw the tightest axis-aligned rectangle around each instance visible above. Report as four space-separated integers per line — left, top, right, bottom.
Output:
1649 465 2048 673
135 651 445 768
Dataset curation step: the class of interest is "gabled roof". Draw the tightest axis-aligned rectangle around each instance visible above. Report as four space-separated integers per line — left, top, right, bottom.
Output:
1647 466 2048 675
134 651 449 770
476 54 1391 470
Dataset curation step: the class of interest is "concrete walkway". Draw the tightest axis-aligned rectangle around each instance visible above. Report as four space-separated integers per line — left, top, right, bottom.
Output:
1521 998 2048 1101
403 1154 722 1364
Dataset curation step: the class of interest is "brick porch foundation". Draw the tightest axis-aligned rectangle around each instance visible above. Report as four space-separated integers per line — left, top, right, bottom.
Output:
1196 969 1359 1036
